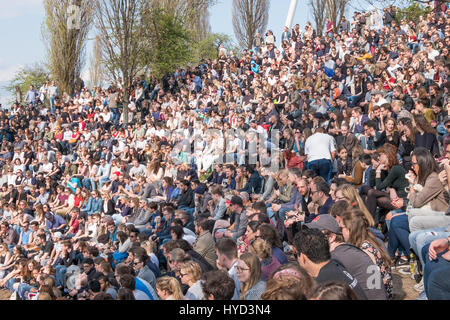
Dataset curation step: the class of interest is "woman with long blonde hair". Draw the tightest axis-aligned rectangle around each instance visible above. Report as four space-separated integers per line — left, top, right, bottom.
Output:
156 276 185 300
335 184 375 227
236 252 266 300
249 239 281 281
338 209 392 300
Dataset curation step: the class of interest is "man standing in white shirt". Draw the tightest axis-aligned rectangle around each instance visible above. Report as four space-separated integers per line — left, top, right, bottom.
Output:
304 127 336 184
47 81 58 113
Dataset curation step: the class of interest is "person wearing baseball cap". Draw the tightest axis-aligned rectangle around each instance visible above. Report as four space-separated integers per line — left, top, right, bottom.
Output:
305 214 342 235
218 195 247 241
306 214 387 300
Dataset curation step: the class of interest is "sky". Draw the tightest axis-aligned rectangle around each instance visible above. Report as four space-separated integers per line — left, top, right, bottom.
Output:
0 0 315 108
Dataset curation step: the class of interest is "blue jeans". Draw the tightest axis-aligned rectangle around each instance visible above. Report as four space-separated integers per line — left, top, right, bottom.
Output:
387 214 411 258
307 159 332 184
55 265 67 288
49 97 56 113
82 178 96 191
6 278 16 292
266 205 289 224
17 283 36 300
422 244 450 300
111 108 120 124
407 42 419 54
409 226 450 267
12 225 21 235
386 211 407 257
99 177 110 188
266 204 277 225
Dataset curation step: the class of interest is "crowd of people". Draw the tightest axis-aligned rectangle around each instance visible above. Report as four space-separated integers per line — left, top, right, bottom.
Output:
0 2 449 301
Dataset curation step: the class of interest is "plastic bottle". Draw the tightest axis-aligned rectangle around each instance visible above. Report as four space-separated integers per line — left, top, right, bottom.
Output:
410 253 416 274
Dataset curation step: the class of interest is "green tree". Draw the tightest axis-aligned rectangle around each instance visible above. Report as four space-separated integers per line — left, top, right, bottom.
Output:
394 2 433 23
143 8 193 79
3 63 50 104
193 33 236 62
149 0 217 42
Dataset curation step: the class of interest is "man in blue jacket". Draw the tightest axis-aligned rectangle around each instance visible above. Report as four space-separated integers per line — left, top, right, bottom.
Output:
81 191 103 216
238 165 262 195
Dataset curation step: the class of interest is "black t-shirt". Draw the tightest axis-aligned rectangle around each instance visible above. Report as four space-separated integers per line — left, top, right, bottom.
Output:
42 240 54 254
315 259 368 300
61 112 70 124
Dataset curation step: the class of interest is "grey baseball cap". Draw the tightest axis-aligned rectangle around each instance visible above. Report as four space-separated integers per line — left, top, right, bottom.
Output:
305 214 342 235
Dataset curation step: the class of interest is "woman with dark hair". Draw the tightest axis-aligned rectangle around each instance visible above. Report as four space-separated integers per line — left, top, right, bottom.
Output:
117 288 136 300
364 144 409 222
256 224 288 265
336 146 353 177
398 119 416 171
388 148 448 273
375 117 400 148
162 176 176 202
413 115 440 158
237 221 261 256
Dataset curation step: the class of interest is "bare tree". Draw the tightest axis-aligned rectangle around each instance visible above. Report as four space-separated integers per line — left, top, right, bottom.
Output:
88 35 105 89
94 0 146 124
309 0 327 37
42 0 93 96
232 0 270 50
327 0 350 32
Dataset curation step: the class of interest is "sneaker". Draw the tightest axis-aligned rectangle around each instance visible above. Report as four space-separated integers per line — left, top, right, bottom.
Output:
414 279 424 292
392 257 409 269
397 267 411 275
416 290 428 300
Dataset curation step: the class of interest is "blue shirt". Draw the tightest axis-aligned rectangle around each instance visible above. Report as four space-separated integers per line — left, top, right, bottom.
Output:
20 229 33 245
109 227 118 243
45 214 66 231
135 277 158 300
67 177 81 193
228 261 241 300
25 89 38 103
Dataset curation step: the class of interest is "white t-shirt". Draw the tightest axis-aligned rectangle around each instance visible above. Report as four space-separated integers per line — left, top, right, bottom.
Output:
428 49 440 61
304 133 336 162
135 139 147 150
112 140 125 153
63 131 73 141
67 194 75 207
39 162 53 173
